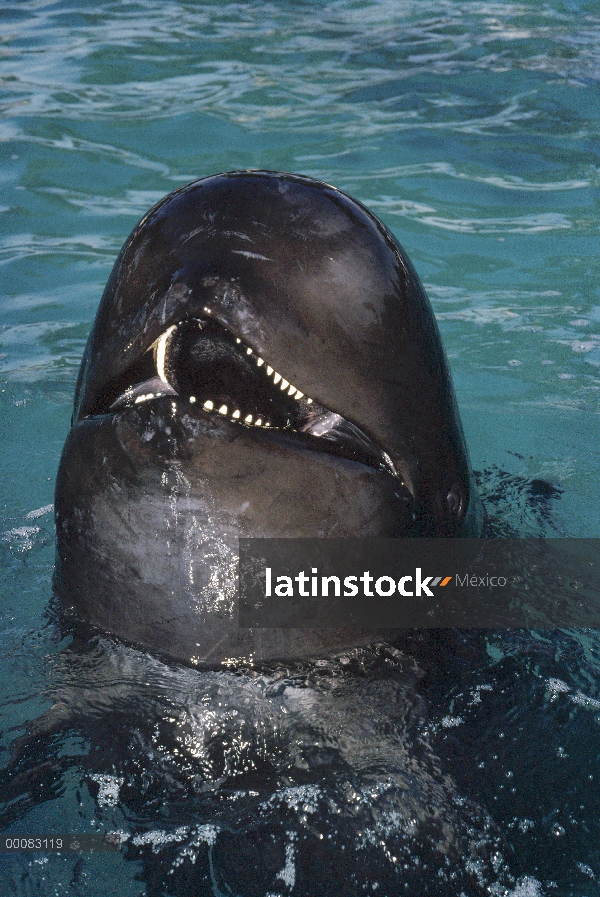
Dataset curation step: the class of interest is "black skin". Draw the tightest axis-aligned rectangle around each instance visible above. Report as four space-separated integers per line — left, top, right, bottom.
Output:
54 170 482 666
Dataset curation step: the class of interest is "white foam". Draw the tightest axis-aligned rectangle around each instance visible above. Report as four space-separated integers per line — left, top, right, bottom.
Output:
2 525 40 551
265 784 321 815
90 773 124 807
570 692 600 710
440 715 464 728
276 833 296 889
508 876 545 896
131 826 189 851
576 862 596 879
192 824 218 847
24 504 53 519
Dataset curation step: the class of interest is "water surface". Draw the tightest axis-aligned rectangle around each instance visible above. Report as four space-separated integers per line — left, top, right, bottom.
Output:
1 1 599 894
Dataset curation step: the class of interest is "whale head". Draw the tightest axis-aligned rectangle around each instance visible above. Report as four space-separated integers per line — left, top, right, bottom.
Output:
55 170 481 665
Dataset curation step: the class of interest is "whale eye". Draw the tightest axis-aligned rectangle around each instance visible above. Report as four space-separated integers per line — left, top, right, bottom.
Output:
446 485 465 522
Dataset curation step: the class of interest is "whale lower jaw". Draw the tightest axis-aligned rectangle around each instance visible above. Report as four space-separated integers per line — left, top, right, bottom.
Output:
55 399 415 666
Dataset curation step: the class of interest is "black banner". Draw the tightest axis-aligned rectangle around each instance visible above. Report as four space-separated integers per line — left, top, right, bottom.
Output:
239 539 599 628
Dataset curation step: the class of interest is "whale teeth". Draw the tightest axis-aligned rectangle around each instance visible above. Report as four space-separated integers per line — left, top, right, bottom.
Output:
156 324 177 385
195 333 319 421
148 322 323 424
197 398 300 431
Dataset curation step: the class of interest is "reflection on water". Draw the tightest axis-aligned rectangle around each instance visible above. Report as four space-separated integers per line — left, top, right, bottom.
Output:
0 636 522 895
1 481 596 895
1 0 600 893
4 618 600 894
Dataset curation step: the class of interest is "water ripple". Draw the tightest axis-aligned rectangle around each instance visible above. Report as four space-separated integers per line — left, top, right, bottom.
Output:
1 3 600 893
0 233 120 266
0 0 598 136
0 122 170 173
336 162 592 191
41 187 167 216
367 199 573 233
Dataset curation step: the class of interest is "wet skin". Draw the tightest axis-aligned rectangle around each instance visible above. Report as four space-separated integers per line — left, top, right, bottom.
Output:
54 170 482 665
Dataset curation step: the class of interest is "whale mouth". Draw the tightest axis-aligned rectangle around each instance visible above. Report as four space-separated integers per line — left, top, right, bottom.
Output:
87 314 401 480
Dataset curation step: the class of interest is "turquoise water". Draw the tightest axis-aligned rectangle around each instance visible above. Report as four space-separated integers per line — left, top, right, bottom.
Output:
1 0 600 894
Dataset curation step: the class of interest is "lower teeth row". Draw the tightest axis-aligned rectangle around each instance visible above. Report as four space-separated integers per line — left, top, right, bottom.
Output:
196 398 271 428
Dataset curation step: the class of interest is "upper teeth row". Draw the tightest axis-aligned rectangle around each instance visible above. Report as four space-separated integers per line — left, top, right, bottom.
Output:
235 337 312 403
158 312 313 405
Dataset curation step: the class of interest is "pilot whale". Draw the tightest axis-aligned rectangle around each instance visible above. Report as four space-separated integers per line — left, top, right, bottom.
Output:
54 170 482 665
